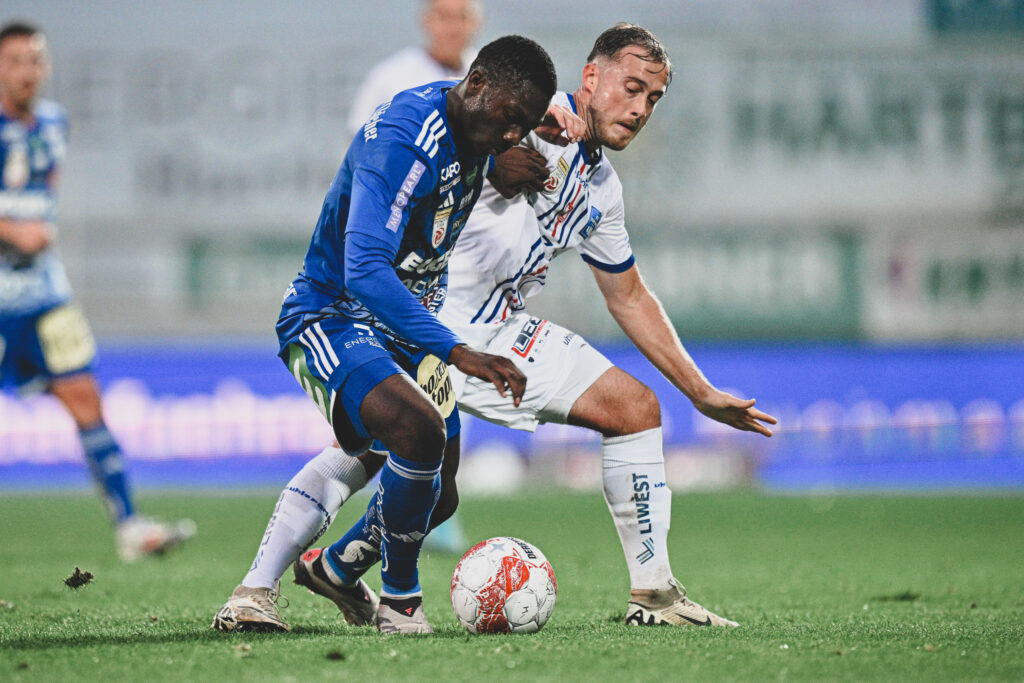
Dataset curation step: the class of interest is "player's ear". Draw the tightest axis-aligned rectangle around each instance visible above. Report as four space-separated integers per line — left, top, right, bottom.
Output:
464 69 488 97
581 62 600 94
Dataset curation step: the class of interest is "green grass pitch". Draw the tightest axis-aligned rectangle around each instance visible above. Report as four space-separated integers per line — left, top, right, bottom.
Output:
1 489 1023 681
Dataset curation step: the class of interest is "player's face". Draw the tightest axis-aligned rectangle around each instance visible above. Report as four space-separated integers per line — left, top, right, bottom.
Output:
462 78 549 158
423 0 481 69
0 34 50 115
584 49 669 151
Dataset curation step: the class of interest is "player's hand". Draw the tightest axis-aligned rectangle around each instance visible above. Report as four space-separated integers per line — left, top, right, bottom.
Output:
0 220 52 256
488 147 550 198
692 387 777 437
533 104 586 147
448 344 527 407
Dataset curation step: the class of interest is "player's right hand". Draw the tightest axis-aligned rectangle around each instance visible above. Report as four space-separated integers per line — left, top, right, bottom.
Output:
488 147 550 198
448 344 527 406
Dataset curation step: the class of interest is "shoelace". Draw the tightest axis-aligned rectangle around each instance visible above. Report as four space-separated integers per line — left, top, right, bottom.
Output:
256 584 289 611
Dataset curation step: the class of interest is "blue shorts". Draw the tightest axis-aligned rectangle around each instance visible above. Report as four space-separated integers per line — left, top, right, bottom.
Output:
0 303 96 391
278 313 460 443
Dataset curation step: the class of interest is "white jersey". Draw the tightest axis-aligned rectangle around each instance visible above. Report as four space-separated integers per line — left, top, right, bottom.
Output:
440 91 634 348
346 46 477 137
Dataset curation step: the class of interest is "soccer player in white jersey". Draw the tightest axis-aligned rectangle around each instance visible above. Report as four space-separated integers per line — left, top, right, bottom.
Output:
0 20 194 561
439 23 777 627
291 23 777 629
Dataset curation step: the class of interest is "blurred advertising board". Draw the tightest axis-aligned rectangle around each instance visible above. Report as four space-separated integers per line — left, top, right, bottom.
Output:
2 343 1021 491
863 229 1024 339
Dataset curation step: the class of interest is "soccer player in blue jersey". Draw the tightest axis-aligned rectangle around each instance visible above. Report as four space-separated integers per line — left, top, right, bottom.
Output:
213 35 579 635
0 20 194 561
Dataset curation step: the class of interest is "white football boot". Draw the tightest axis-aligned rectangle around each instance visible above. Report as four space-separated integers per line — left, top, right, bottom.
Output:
115 516 196 562
212 582 291 633
377 598 433 635
625 578 739 627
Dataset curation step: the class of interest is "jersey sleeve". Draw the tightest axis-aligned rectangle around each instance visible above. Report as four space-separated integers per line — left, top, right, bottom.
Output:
342 110 464 359
576 170 635 273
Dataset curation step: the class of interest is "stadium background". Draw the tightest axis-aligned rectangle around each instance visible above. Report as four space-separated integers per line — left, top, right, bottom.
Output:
2 0 1023 493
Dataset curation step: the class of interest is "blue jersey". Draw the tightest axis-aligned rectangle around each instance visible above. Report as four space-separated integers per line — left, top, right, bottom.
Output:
279 81 487 361
0 100 72 315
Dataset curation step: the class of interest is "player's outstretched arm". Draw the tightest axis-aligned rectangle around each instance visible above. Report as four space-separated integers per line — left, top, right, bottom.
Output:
448 344 526 407
591 264 777 437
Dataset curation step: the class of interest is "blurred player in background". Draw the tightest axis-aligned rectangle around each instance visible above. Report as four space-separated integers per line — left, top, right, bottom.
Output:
347 0 482 139
0 20 194 561
299 23 778 628
346 0 484 554
213 35 581 635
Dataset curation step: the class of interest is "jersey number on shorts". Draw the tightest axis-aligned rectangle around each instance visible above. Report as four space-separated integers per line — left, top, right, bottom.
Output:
36 304 96 375
416 354 455 418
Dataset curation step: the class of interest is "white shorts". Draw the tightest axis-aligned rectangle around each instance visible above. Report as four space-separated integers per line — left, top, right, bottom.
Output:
452 312 613 432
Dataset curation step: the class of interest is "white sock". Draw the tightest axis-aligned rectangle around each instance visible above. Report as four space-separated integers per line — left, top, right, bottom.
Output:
242 447 369 589
601 427 673 591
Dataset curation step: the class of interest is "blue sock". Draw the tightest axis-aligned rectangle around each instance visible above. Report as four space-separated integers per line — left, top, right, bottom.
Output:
374 453 441 597
80 423 134 522
325 487 384 585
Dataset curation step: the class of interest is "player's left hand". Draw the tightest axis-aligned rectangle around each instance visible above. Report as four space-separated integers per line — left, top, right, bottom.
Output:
489 147 550 198
534 104 586 147
692 388 777 437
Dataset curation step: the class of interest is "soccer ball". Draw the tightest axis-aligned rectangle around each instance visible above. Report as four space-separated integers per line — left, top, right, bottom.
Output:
450 536 557 634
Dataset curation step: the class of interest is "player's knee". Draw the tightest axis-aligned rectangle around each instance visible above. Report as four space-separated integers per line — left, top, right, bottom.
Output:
625 382 661 433
389 405 447 462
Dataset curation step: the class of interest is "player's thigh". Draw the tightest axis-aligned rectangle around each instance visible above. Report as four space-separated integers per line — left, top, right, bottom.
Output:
280 317 403 452
565 366 660 436
458 313 611 431
358 372 447 461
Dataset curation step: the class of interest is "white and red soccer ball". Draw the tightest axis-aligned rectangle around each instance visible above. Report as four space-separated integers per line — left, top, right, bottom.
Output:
450 536 557 634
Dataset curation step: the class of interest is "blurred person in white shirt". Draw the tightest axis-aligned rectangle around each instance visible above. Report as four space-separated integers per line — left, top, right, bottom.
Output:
346 0 482 138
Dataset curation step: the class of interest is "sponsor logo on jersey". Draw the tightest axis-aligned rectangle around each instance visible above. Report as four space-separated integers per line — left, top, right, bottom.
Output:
579 206 603 239
386 160 426 232
439 161 462 193
511 317 547 358
542 157 570 194
431 192 454 247
457 189 475 210
440 161 460 181
363 100 392 142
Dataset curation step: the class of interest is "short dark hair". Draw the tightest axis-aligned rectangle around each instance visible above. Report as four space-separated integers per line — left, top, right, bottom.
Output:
468 35 557 101
587 23 673 85
0 20 42 47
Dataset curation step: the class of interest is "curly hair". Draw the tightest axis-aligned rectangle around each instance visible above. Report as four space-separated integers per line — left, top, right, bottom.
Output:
468 34 557 101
